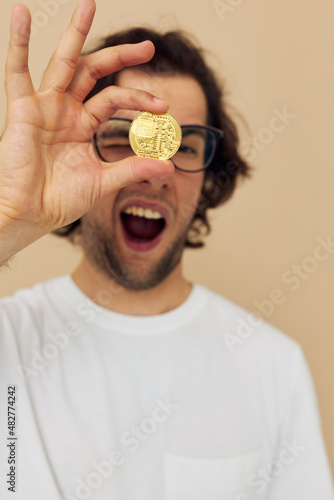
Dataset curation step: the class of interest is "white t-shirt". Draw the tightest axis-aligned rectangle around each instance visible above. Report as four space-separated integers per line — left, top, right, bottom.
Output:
0 275 333 500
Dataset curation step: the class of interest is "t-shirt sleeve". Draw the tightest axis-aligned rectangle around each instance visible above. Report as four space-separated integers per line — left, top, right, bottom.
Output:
267 344 334 499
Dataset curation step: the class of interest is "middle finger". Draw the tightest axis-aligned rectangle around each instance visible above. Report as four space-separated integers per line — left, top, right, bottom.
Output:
67 41 156 102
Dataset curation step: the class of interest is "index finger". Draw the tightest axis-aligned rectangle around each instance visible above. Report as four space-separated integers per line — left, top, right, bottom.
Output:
39 0 96 93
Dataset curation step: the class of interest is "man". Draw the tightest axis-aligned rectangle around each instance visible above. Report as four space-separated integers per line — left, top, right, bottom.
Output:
0 0 333 499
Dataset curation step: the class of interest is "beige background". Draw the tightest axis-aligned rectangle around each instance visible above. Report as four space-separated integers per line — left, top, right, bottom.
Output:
1 0 333 477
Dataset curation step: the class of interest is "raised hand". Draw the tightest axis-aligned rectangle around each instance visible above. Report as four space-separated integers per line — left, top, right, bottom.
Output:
0 0 172 264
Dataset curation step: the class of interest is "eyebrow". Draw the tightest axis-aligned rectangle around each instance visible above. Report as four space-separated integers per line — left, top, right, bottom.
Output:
181 127 207 138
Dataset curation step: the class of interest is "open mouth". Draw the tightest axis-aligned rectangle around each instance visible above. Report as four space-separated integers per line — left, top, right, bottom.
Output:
120 206 166 245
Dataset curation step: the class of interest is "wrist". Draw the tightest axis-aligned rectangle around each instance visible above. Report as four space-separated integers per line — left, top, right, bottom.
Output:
0 214 49 266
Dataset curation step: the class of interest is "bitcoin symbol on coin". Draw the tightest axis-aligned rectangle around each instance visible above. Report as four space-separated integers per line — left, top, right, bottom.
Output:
129 112 182 161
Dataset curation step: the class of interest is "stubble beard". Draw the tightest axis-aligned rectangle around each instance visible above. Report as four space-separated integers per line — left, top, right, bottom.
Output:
79 214 190 291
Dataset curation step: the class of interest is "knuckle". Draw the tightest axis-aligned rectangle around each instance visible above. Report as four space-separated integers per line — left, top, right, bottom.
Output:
10 30 30 47
126 89 143 107
56 55 77 71
81 59 101 81
50 84 66 94
73 23 88 39
6 61 29 75
116 47 127 68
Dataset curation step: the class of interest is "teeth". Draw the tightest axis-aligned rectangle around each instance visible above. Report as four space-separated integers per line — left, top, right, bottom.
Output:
122 205 164 220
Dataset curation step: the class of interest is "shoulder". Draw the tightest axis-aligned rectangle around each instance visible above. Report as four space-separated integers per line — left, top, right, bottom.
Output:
0 275 70 334
197 284 315 420
1 275 67 309
196 282 304 367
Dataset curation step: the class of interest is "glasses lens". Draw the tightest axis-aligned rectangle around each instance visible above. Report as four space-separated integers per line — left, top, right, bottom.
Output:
174 127 216 171
95 119 132 162
95 120 219 171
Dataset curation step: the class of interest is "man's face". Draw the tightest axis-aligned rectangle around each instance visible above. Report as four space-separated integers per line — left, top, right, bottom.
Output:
80 69 207 290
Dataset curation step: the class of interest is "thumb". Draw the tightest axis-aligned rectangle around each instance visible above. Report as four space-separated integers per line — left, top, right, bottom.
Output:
98 156 175 198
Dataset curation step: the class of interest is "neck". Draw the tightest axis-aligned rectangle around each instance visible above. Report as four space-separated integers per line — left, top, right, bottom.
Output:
71 255 193 316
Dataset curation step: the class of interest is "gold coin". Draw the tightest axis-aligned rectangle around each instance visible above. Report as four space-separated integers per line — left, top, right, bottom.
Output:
129 111 182 161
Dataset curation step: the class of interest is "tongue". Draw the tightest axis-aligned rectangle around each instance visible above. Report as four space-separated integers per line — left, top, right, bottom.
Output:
121 213 165 241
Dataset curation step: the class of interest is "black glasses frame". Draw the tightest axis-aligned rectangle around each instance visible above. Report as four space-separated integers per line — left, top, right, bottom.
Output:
93 117 224 173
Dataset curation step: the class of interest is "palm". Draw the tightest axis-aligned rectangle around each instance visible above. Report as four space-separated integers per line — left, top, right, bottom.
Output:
2 92 104 227
0 0 171 234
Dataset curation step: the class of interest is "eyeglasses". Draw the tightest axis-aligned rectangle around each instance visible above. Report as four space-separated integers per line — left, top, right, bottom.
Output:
93 118 224 173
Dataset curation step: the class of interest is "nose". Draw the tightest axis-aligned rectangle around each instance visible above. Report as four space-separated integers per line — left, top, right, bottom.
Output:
139 167 174 190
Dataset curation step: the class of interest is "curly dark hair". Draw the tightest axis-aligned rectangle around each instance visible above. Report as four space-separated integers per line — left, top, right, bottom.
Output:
53 27 252 248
